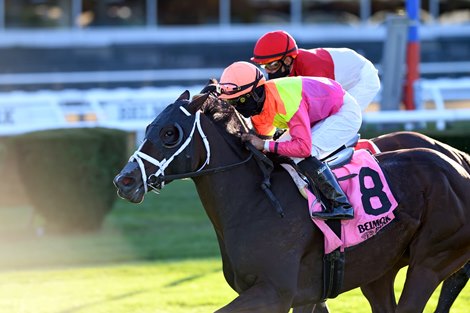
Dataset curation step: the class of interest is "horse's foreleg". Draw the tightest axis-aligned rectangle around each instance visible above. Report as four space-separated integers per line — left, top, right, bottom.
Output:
434 261 470 313
360 265 401 313
395 265 440 313
312 302 330 313
292 304 314 313
292 301 329 313
396 256 469 313
215 281 293 313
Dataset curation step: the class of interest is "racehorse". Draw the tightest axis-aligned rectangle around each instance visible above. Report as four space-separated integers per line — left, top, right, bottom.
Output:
296 131 470 313
114 91 470 313
433 262 469 313
372 132 470 313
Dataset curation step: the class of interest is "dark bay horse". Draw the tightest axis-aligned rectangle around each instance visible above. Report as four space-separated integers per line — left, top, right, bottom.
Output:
372 132 470 313
114 91 470 313
299 131 470 313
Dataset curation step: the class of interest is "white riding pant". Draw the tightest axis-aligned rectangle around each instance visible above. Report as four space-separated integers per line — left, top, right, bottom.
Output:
278 92 362 163
328 48 381 112
346 63 381 111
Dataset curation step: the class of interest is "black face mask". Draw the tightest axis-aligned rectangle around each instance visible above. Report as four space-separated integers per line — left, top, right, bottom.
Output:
232 86 265 118
268 65 291 79
233 96 261 118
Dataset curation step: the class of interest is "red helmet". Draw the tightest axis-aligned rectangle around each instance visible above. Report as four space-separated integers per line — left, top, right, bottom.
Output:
251 30 299 64
217 61 266 100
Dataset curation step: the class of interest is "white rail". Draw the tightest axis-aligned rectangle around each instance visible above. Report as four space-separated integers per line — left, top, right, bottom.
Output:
413 77 470 130
0 69 225 85
0 62 469 86
0 83 468 137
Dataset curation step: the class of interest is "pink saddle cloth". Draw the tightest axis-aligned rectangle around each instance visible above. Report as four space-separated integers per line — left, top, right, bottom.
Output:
308 149 398 254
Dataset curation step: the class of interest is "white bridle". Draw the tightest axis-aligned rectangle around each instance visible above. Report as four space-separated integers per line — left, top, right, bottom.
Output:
129 107 211 193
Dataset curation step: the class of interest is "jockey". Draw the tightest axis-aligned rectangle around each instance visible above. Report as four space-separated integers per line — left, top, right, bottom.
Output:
251 30 380 112
217 61 362 220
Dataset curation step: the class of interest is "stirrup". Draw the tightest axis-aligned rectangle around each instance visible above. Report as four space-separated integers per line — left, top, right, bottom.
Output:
311 206 354 220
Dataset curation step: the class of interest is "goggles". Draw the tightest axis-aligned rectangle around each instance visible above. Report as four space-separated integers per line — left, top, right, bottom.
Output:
217 82 253 96
260 59 283 72
217 68 263 96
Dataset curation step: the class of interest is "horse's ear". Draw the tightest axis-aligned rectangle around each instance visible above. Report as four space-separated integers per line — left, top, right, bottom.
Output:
199 78 218 94
186 92 210 114
177 90 191 101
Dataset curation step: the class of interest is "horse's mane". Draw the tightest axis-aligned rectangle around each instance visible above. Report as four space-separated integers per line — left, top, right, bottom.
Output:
455 147 470 172
462 152 470 170
200 94 245 137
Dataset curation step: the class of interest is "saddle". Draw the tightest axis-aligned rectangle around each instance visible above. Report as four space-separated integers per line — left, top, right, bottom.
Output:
279 134 362 200
322 133 360 167
248 135 396 300
270 135 398 300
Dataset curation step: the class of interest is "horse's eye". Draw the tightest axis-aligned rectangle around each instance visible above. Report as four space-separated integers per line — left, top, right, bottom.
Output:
160 124 183 148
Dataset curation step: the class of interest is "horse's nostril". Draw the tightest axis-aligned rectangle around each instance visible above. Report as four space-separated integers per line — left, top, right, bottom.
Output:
121 177 134 186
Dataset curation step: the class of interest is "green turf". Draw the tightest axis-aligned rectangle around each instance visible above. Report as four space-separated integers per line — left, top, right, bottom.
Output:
0 259 235 313
0 179 468 312
0 180 219 269
0 260 468 313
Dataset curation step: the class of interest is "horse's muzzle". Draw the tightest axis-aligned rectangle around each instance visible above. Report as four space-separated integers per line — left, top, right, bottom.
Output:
113 162 145 203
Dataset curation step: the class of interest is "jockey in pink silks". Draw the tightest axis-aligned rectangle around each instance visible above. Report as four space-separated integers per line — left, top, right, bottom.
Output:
217 61 362 220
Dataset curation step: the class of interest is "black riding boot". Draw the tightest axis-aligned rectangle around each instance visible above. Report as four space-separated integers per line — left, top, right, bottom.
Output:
298 157 353 220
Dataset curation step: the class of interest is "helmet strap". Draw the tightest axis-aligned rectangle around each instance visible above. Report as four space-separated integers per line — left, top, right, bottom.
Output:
251 85 266 115
251 85 264 102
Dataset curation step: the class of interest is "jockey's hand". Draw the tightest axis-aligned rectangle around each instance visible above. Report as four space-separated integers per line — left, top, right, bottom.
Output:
241 134 264 151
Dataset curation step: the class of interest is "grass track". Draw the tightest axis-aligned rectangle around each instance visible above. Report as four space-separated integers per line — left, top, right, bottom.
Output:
0 180 468 312
0 259 468 313
0 259 234 313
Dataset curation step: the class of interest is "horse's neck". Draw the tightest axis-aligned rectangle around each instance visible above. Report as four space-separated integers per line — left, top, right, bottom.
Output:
199 114 250 168
192 121 263 232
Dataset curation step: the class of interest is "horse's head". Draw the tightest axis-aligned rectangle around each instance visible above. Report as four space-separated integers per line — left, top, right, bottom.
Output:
113 88 247 203
113 90 213 203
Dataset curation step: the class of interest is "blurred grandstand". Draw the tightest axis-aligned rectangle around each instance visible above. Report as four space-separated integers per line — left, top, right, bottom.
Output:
0 0 469 135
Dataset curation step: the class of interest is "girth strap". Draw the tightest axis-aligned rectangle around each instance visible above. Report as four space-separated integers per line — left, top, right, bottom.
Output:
301 165 345 300
322 247 345 300
321 218 345 300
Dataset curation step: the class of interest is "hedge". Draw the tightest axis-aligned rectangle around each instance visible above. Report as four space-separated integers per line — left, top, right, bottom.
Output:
10 127 129 233
0 127 468 232
0 137 30 207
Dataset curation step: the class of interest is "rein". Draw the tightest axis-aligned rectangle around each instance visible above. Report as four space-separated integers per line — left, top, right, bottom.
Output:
132 101 284 217
149 152 253 185
232 108 285 217
245 142 285 217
